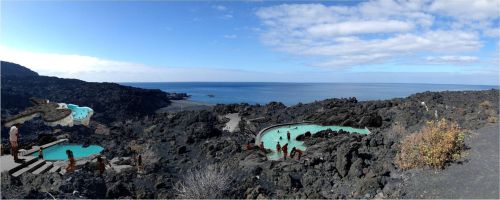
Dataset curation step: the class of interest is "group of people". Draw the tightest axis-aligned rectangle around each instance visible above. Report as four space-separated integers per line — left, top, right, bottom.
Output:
64 150 143 175
254 130 304 160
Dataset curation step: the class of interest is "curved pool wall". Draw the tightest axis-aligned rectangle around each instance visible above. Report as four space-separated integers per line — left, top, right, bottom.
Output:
256 122 370 160
31 144 104 160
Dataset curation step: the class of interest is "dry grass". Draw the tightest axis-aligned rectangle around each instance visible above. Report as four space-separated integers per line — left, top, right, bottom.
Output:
396 119 466 169
487 116 498 123
479 100 493 110
175 164 231 199
388 122 408 141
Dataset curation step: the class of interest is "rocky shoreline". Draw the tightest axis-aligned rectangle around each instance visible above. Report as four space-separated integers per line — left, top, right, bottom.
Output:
1 62 499 199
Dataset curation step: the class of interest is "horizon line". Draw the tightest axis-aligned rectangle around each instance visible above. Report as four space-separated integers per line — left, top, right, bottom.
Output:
117 81 500 87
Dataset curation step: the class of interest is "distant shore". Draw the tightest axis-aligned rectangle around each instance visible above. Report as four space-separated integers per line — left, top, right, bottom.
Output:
156 100 214 113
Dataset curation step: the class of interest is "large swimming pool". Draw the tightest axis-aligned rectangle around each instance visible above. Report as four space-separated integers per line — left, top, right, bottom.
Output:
32 144 104 160
260 123 370 160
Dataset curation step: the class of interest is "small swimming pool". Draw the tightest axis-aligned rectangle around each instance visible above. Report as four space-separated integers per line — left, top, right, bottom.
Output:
67 104 93 120
32 144 104 160
260 123 370 160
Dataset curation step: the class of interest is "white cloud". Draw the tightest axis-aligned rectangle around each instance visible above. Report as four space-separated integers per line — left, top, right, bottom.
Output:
0 46 265 82
223 34 237 39
256 1 499 68
212 5 227 11
222 14 233 19
430 0 500 21
306 20 414 37
425 55 479 64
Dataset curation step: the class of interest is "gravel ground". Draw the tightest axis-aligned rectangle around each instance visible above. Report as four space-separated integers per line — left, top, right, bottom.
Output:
402 123 499 199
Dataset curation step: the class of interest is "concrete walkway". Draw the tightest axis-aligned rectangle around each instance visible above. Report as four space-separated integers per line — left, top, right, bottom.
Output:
0 155 36 173
402 123 500 199
223 113 241 133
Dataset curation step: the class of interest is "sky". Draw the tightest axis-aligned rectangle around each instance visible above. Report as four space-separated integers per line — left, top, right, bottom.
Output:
1 0 499 85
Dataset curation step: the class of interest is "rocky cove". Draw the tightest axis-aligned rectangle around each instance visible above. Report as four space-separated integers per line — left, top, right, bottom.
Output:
1 62 499 199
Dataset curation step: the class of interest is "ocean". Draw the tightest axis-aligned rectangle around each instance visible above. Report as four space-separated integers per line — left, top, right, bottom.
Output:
122 82 497 106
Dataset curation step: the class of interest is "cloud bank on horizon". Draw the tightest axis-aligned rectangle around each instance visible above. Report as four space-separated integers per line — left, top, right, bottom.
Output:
1 0 499 84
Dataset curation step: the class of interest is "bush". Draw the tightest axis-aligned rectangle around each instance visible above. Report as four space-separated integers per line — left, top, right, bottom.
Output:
479 100 493 110
175 164 231 199
487 115 498 123
396 119 465 169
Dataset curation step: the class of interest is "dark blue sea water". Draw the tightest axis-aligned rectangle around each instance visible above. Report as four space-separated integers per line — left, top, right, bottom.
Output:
122 82 497 106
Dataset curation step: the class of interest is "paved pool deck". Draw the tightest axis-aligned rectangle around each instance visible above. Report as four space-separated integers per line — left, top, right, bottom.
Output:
0 155 36 173
1 138 68 173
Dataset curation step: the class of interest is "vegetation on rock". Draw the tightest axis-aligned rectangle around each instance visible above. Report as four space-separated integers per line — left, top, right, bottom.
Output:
396 119 465 169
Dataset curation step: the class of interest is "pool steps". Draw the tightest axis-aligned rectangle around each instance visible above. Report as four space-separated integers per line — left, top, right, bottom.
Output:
32 162 53 175
11 159 46 177
49 165 62 173
9 139 69 177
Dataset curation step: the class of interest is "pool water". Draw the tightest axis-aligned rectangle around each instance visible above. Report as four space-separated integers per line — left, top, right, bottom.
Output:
32 144 104 160
260 124 370 160
67 104 93 120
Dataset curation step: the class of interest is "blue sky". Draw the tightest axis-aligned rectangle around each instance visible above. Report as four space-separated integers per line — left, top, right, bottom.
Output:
1 0 499 84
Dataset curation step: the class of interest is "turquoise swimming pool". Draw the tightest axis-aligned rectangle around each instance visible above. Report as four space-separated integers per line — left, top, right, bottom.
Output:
260 123 370 160
67 104 93 120
32 144 104 160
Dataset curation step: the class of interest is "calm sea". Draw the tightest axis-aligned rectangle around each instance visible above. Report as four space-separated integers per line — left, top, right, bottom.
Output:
122 82 498 106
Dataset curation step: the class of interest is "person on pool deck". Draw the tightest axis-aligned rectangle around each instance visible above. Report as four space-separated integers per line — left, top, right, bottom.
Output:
9 124 22 163
137 154 144 173
276 142 281 153
38 147 44 159
65 150 76 173
287 131 291 140
96 155 112 175
245 142 252 150
259 141 265 152
290 147 303 160
282 143 288 160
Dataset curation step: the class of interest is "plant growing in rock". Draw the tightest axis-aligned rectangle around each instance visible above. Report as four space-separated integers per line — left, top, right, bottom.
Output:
175 164 231 199
479 100 493 110
396 119 466 169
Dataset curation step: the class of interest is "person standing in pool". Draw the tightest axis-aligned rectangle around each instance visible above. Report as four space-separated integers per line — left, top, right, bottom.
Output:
287 131 291 141
282 143 288 160
65 150 76 173
259 141 265 152
38 147 44 159
276 142 281 153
